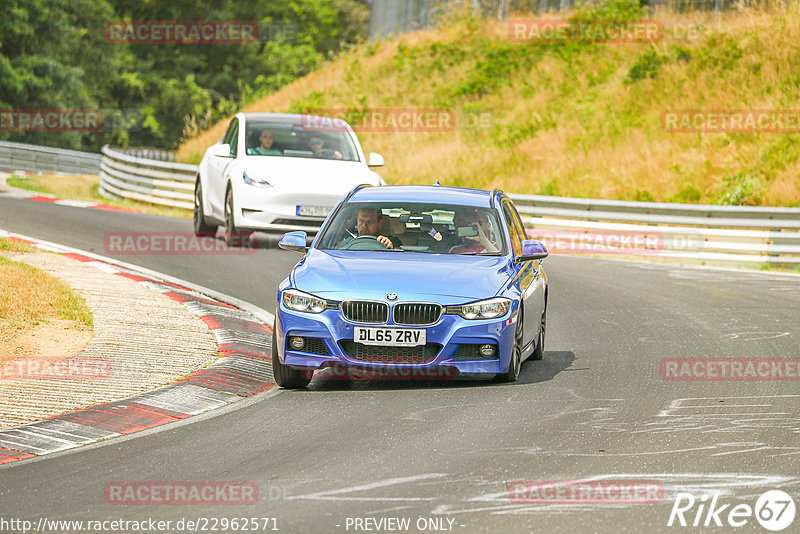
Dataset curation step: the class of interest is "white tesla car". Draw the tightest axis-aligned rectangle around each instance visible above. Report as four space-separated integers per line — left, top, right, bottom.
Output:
193 113 386 244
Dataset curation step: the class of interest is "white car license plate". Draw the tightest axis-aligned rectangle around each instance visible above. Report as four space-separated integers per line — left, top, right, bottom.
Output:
297 205 331 217
353 327 426 347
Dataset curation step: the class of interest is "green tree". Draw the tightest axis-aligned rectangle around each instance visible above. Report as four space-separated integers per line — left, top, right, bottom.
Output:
1 0 368 150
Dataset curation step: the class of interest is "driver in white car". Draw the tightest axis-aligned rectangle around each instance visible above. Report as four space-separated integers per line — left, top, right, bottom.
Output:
309 135 342 160
340 208 401 249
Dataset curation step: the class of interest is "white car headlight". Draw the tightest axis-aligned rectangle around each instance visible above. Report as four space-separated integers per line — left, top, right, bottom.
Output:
283 289 326 314
459 298 511 320
243 170 272 188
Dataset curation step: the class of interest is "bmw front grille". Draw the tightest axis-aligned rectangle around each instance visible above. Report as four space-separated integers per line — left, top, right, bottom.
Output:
392 303 442 326
341 300 389 324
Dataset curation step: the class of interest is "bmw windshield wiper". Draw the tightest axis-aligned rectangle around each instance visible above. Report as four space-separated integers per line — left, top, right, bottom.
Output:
457 252 501 256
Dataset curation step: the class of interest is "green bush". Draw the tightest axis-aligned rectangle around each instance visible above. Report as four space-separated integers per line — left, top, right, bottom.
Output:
288 90 328 114
696 34 744 70
670 184 703 204
571 0 647 23
670 184 703 203
454 42 538 97
492 113 556 147
537 180 559 196
624 48 665 83
670 45 692 62
716 170 763 206
758 135 800 174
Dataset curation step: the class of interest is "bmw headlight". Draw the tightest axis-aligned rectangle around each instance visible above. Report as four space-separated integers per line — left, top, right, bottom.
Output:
459 298 511 320
243 170 272 188
282 289 326 313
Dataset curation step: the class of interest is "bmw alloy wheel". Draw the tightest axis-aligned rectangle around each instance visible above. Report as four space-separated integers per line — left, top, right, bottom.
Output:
498 304 523 382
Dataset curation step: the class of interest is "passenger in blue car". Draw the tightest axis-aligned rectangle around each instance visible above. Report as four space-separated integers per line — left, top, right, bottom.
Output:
340 208 401 249
450 209 499 254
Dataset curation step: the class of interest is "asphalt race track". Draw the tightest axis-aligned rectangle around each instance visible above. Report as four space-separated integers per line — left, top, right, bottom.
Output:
1 196 799 533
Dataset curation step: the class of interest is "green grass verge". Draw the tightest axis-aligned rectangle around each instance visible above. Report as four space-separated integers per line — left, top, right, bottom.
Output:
7 175 191 219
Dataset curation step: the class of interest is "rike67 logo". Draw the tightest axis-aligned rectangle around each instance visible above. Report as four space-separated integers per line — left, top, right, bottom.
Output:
668 490 795 531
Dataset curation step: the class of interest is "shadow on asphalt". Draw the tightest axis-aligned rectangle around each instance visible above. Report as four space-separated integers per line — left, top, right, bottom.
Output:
205 232 282 249
301 350 576 391
515 350 577 385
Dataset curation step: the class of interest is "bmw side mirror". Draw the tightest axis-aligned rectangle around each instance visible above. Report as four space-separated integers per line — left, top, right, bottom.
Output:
278 231 309 253
517 239 548 262
368 152 384 167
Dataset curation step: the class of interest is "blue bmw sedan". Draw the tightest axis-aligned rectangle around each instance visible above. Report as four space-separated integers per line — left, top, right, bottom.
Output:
273 184 549 388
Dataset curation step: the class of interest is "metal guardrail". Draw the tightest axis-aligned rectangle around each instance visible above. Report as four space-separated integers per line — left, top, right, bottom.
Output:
510 193 800 265
3 142 798 266
113 147 176 162
0 141 102 175
99 145 197 209
510 193 800 229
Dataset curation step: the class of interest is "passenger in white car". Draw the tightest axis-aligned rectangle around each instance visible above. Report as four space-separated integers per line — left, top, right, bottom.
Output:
250 129 282 156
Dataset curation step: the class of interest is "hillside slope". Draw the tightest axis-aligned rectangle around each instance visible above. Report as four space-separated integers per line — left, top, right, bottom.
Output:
178 4 800 207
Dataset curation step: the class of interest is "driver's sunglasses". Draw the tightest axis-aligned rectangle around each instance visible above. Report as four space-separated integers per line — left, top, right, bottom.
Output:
310 140 323 145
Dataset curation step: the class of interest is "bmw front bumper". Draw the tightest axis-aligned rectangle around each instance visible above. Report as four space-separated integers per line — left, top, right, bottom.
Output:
274 301 518 376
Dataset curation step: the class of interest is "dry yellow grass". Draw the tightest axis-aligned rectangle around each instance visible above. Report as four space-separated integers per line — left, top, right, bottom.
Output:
0 243 94 376
0 247 93 329
177 4 800 206
0 238 35 254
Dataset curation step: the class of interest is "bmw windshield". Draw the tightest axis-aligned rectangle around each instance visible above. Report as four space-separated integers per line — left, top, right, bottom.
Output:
317 203 506 255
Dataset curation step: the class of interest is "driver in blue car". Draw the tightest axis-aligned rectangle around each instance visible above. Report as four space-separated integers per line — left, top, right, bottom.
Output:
340 208 401 249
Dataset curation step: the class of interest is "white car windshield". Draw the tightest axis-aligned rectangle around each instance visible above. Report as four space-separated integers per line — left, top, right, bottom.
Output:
317 203 506 255
245 118 360 162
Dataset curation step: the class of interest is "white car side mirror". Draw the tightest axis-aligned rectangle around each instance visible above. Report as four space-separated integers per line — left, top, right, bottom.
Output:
368 152 384 167
211 143 232 157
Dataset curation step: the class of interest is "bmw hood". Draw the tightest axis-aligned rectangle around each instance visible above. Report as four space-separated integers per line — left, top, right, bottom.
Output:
241 156 383 194
291 249 515 302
